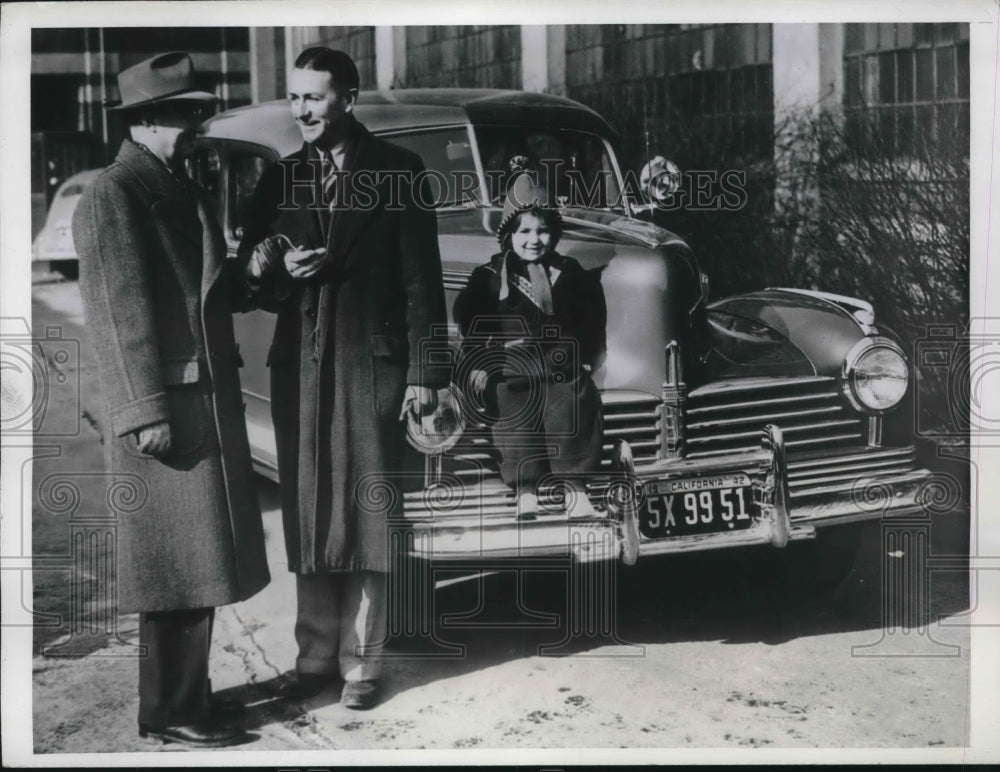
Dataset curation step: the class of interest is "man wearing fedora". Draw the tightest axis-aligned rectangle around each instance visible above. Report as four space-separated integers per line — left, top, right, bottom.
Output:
72 51 270 748
238 47 449 710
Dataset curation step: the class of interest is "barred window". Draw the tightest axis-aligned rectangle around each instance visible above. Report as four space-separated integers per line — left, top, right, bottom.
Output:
305 27 377 90
405 26 521 90
565 24 773 169
843 23 969 158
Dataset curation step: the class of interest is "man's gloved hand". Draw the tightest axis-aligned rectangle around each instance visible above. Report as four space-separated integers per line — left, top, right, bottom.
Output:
468 369 489 400
399 385 438 423
135 420 172 458
246 234 290 282
284 246 328 279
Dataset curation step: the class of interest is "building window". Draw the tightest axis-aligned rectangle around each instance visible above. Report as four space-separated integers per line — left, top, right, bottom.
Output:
565 24 774 170
405 26 521 90
843 23 969 158
306 27 376 89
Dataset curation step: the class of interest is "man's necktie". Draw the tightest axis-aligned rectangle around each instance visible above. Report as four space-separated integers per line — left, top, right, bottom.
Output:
321 151 337 207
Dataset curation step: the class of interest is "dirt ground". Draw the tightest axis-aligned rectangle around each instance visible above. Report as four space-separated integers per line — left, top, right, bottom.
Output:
24 277 975 759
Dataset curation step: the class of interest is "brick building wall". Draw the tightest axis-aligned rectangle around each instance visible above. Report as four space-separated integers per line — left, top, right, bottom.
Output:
296 26 376 89
405 26 521 89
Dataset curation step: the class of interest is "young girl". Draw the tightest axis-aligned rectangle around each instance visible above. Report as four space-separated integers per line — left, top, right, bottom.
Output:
454 173 607 520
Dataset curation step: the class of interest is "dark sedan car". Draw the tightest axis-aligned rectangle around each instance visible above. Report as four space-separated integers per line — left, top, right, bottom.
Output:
194 89 930 575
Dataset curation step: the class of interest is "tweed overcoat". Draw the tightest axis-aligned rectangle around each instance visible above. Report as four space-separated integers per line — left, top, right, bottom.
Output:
238 117 449 574
72 139 270 613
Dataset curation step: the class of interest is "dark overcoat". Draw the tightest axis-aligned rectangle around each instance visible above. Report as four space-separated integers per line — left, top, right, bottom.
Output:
238 118 449 574
453 251 607 486
72 139 270 613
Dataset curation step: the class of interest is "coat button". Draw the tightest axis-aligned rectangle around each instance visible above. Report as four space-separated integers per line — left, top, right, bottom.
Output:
305 307 316 319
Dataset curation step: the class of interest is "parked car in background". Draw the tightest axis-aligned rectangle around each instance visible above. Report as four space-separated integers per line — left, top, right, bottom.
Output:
31 168 102 279
195 89 931 588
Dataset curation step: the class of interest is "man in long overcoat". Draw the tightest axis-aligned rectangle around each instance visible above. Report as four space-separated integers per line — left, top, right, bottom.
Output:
72 52 269 748
238 47 448 709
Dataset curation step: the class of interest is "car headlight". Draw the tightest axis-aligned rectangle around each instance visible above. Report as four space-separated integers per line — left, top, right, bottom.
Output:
842 337 909 413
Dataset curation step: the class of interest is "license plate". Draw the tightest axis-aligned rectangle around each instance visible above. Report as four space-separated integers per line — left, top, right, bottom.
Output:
641 473 756 538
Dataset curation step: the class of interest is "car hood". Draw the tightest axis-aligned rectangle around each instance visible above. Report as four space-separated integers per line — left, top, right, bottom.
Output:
705 289 874 379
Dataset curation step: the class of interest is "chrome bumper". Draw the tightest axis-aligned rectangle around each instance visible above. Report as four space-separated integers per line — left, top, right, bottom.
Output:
404 427 932 563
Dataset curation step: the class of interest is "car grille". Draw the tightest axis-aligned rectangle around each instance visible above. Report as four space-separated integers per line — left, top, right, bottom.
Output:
683 376 864 459
786 446 918 499
600 392 662 468
404 378 917 519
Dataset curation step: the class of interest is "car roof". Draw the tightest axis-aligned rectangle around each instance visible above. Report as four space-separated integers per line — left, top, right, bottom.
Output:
202 88 617 159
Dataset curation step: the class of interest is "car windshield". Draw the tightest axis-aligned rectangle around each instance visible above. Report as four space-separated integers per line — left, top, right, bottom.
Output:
474 125 622 210
383 125 624 211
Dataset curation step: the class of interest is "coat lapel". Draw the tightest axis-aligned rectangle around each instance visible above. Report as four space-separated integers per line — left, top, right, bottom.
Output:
116 140 204 252
326 121 382 269
199 191 229 302
280 146 326 250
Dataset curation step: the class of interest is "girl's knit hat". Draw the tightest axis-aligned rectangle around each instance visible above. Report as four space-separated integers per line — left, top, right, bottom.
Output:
496 171 562 242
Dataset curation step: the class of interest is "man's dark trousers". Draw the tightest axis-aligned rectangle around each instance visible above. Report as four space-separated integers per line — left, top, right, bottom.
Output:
137 608 214 727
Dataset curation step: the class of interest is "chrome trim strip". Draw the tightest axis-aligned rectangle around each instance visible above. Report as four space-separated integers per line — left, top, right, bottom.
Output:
685 434 864 458
686 420 861 445
688 376 835 398
685 392 838 415
788 454 915 479
786 446 915 469
602 439 659 451
869 415 884 447
790 469 931 499
603 424 660 438
788 467 915 489
600 455 658 467
604 410 662 422
686 406 844 430
600 391 665 405
766 287 878 334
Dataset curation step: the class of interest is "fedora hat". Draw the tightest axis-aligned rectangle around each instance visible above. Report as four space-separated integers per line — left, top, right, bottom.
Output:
105 51 218 111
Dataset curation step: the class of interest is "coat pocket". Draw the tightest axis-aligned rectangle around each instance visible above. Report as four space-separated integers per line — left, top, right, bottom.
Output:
122 384 209 460
370 334 408 419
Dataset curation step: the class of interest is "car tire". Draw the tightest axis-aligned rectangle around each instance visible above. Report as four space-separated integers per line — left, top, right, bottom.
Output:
761 521 873 606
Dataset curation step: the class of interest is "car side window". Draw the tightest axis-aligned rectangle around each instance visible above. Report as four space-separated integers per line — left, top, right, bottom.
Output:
229 153 274 241
188 147 220 194
187 147 222 220
381 128 479 207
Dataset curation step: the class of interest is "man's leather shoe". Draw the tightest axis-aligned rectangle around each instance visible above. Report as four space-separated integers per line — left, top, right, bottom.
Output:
341 679 381 710
138 721 251 749
276 672 340 701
